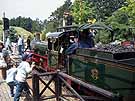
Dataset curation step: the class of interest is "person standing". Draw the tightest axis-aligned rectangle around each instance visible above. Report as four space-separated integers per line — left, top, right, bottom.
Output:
21 35 25 53
17 35 23 55
5 36 13 54
0 41 4 58
6 64 17 97
12 38 18 55
14 54 35 101
0 41 4 52
30 35 37 50
65 36 79 55
24 36 31 52
0 51 9 79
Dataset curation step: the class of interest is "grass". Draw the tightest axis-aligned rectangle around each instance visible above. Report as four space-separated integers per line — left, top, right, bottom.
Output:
0 25 33 41
13 26 33 39
0 25 3 41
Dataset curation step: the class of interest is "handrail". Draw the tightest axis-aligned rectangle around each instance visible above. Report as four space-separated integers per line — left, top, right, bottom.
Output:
31 70 120 101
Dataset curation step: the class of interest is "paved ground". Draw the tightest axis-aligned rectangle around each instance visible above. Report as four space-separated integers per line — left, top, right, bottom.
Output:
0 52 78 101
0 53 32 101
0 70 32 101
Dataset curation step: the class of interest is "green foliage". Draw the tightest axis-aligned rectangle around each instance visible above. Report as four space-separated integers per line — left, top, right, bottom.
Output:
0 25 33 41
4 0 134 43
45 21 58 33
91 0 126 21
8 0 72 35
0 19 2 25
10 27 17 33
10 16 45 33
71 0 125 23
0 25 3 41
44 0 72 33
14 26 33 39
106 0 135 41
95 30 111 44
31 18 45 32
41 32 46 41
71 0 94 24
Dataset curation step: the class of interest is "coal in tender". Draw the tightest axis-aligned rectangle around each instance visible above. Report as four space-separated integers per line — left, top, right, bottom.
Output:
93 44 135 60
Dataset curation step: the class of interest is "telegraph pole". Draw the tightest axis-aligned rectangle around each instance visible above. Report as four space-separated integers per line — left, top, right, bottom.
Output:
2 12 9 44
3 12 5 44
3 12 5 18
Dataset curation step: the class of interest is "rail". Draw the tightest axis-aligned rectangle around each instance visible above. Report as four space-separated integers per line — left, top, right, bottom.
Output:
31 70 120 101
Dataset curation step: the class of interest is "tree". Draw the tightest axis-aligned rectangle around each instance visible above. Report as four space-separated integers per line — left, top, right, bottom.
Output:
71 0 126 24
95 30 111 44
41 31 46 41
71 0 94 24
31 18 44 32
10 16 44 33
45 21 58 33
106 0 135 41
44 0 72 33
0 19 2 25
91 0 126 21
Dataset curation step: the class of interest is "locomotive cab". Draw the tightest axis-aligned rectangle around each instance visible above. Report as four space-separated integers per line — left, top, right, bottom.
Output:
46 27 78 70
46 32 62 70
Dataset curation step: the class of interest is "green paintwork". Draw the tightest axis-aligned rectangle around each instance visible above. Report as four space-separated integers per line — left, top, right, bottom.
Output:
69 48 135 97
34 42 48 56
76 48 135 60
48 51 58 68
69 58 105 88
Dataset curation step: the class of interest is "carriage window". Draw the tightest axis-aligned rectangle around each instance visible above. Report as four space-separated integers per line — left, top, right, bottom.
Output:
48 38 58 51
48 38 52 50
54 39 58 51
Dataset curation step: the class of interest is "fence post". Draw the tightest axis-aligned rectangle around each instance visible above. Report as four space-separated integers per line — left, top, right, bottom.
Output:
32 73 39 101
55 70 62 101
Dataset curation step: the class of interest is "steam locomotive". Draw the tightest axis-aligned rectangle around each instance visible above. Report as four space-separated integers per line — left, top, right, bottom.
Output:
29 24 135 101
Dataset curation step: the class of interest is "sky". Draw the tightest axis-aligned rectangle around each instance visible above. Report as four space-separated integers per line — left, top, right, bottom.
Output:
0 0 74 21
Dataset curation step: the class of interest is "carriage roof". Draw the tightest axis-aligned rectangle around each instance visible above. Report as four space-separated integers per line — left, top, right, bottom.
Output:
46 23 113 39
46 32 63 38
46 25 79 39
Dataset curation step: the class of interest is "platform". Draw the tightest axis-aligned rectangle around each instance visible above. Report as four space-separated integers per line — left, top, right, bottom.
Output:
0 52 78 101
0 70 32 101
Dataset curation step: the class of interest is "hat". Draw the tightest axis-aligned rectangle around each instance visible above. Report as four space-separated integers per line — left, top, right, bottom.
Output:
22 54 28 61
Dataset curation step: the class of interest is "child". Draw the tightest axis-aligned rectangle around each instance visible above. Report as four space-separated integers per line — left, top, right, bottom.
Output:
5 56 17 97
14 54 35 101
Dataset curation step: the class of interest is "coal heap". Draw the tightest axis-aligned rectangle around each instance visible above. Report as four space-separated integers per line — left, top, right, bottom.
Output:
93 44 135 60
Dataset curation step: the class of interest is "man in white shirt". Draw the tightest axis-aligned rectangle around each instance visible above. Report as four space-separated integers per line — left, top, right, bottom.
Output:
14 54 35 101
17 35 23 55
5 36 13 54
6 66 17 97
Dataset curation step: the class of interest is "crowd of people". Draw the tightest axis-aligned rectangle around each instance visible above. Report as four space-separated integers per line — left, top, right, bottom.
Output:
3 53 35 101
4 34 32 56
0 34 38 101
